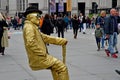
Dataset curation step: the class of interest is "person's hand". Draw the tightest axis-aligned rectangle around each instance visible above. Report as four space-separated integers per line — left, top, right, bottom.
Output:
106 34 109 39
64 41 68 45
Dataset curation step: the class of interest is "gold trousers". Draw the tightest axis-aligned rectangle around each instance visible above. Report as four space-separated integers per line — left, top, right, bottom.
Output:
49 59 69 80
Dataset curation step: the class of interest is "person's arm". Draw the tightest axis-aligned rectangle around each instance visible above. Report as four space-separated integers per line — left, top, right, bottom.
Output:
41 32 67 45
104 16 110 38
104 17 110 34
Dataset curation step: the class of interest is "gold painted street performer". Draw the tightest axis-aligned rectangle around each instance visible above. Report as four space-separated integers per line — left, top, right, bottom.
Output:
23 6 69 80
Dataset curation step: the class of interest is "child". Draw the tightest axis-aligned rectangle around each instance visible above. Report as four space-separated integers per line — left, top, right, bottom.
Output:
95 23 103 51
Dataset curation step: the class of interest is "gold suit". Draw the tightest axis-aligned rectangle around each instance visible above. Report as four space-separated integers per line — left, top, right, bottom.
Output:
23 13 69 80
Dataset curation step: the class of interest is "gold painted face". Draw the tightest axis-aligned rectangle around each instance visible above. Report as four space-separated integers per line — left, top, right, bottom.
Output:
26 13 41 26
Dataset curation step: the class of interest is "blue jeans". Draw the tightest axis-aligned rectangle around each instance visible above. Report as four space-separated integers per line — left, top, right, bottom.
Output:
101 29 105 48
79 23 83 32
91 23 95 29
101 34 105 48
107 32 118 54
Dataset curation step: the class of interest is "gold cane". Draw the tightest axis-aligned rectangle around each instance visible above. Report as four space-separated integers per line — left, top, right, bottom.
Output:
62 45 66 64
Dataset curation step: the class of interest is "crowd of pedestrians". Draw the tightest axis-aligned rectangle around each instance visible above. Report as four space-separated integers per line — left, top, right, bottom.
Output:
0 8 120 56
40 12 96 39
37 8 120 59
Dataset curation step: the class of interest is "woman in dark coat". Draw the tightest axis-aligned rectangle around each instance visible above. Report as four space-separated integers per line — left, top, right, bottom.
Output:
72 14 79 39
0 12 8 55
41 14 54 35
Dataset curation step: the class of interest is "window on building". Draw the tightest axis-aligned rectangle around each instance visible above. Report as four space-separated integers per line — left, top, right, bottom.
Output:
17 0 26 11
26 0 28 8
20 0 22 10
17 0 20 11
0 0 1 8
23 0 25 10
29 3 38 9
112 0 117 8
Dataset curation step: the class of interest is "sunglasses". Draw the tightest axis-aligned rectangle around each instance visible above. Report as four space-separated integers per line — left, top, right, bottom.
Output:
30 13 41 18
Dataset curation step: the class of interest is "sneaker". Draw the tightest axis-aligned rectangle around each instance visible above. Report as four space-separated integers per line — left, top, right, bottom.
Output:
105 49 110 57
115 70 120 75
111 53 118 58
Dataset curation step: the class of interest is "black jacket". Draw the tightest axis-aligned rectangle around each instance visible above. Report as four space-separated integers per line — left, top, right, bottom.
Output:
72 18 79 29
41 19 54 35
56 18 65 31
0 20 8 35
104 15 118 34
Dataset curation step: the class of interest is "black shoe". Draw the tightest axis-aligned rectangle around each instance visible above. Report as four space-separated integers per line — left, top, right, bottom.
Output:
1 51 4 55
115 70 120 75
1 53 4 56
83 32 86 34
116 51 119 54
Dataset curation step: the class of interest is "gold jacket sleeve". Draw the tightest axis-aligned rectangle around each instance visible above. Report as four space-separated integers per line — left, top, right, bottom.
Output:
41 33 67 45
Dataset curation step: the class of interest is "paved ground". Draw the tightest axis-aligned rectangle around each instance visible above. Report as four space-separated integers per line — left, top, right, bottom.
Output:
0 28 120 80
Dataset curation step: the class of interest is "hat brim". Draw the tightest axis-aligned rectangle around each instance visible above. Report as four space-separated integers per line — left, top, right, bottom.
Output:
24 10 42 17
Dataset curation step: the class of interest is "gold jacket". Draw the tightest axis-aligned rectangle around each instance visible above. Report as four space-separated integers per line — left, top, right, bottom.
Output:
23 19 67 71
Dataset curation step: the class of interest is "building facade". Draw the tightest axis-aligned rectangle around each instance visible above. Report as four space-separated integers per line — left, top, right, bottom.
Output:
0 0 8 15
0 0 120 17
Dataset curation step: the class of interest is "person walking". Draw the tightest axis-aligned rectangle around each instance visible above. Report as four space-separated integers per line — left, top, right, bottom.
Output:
78 13 83 32
23 6 69 80
56 13 65 38
95 23 103 51
104 8 119 58
63 15 69 32
91 17 96 29
82 15 87 34
72 14 79 39
97 11 106 49
114 10 120 53
11 16 18 30
41 14 54 36
0 13 9 55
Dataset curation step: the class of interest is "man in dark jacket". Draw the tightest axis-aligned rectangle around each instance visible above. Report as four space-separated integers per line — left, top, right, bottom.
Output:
104 8 118 58
56 13 65 38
